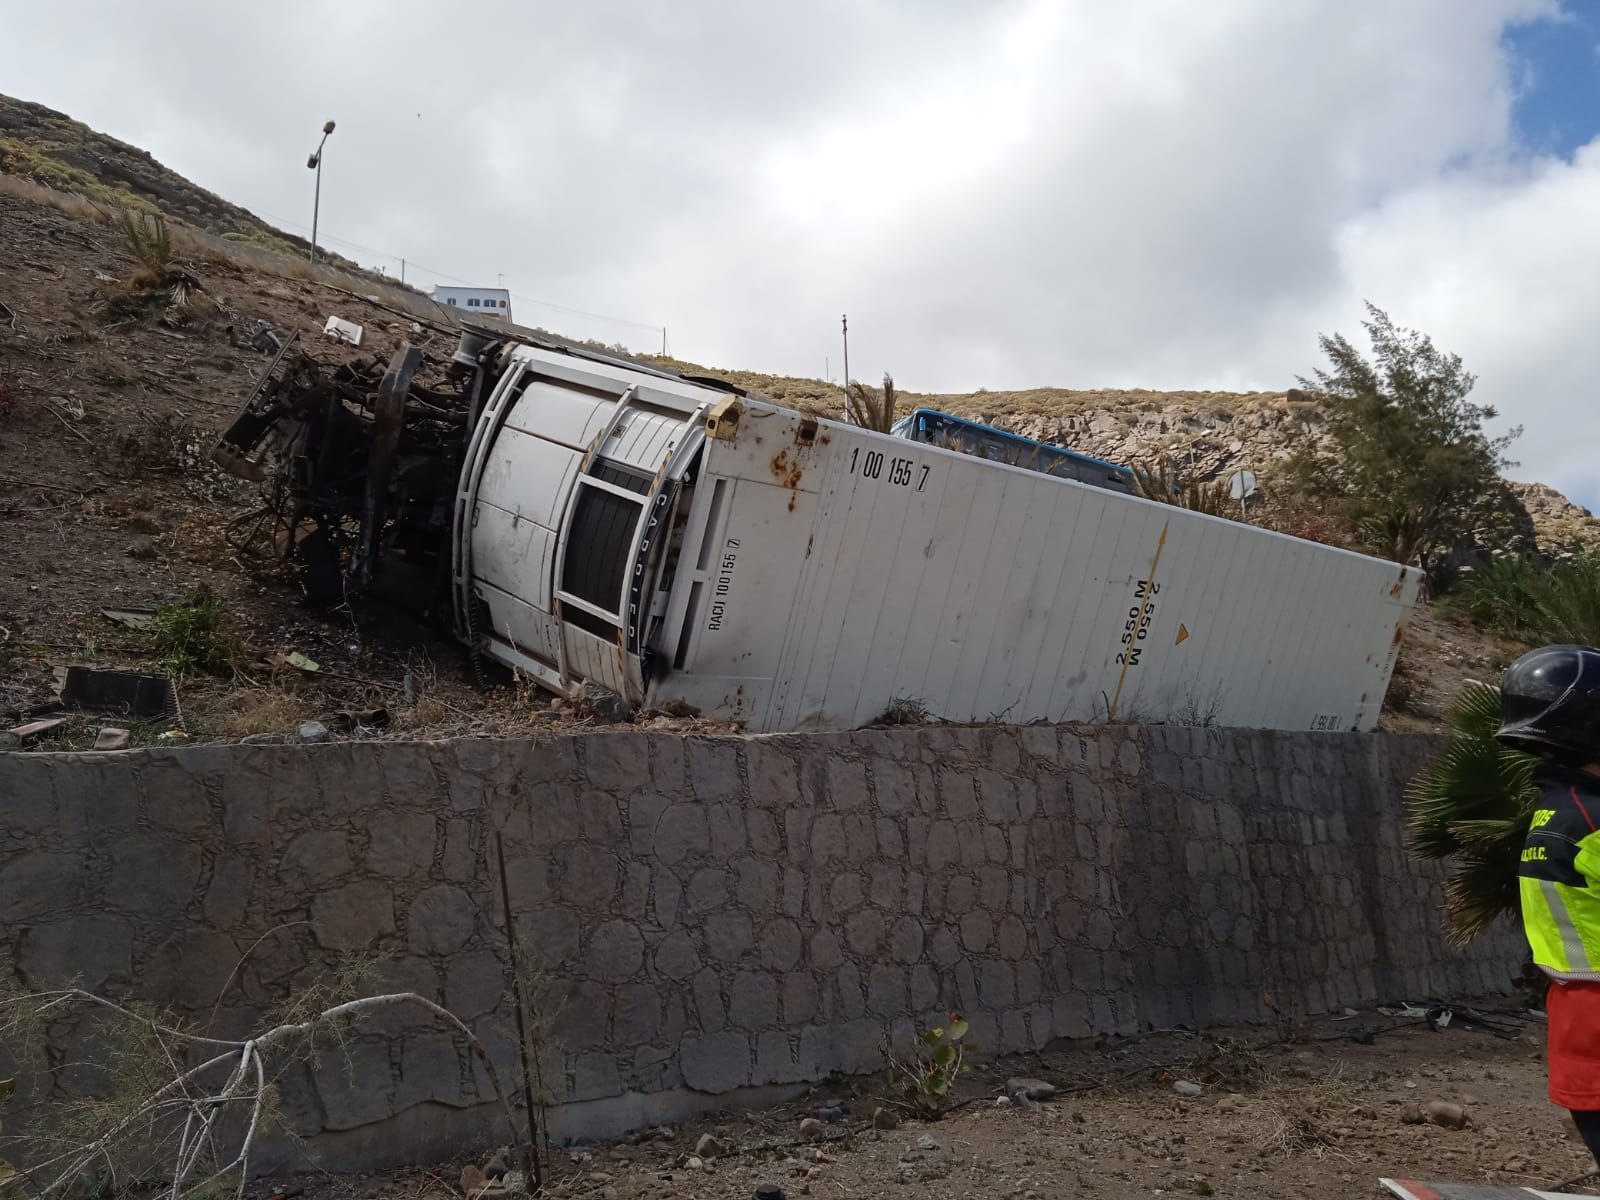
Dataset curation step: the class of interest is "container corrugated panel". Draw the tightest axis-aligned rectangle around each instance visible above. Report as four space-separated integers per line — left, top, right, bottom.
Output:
666 401 1417 733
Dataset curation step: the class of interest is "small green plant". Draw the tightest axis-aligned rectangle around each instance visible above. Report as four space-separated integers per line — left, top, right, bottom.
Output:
149 589 239 675
845 372 899 433
1443 554 1600 647
1132 459 1233 516
117 208 172 280
884 1012 973 1117
1406 680 1540 942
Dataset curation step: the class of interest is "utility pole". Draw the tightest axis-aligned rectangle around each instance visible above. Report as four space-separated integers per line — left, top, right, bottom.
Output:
841 314 850 407
400 258 405 284
306 119 336 265
662 327 667 356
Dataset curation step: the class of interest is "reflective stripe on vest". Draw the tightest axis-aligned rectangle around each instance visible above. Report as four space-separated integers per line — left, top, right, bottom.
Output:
1524 875 1600 981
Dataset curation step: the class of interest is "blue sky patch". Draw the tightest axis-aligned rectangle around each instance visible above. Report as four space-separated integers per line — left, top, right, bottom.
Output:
1504 2 1600 157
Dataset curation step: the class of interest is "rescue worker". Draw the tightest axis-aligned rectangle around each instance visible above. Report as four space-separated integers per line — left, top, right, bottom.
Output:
1499 645 1600 1168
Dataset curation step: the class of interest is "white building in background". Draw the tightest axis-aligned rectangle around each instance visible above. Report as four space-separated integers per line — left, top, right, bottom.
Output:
432 286 512 323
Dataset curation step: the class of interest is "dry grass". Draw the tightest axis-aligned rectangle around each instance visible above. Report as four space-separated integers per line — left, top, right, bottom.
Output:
206 687 313 738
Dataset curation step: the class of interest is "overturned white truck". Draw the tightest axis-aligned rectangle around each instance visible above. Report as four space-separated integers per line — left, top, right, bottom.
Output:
214 324 1419 732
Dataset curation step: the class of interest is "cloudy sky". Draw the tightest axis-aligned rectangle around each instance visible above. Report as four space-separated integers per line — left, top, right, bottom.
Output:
4 1 1599 502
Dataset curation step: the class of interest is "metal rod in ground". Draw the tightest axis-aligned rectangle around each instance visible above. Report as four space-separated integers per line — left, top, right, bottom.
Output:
495 830 543 1194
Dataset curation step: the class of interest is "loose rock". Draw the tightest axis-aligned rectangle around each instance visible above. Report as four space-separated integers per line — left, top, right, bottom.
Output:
872 1106 900 1130
1006 1077 1059 1101
798 1117 826 1140
915 1133 940 1152
754 1185 786 1200
1425 1100 1471 1130
695 1133 728 1159
297 719 331 744
1174 1080 1203 1097
93 726 129 751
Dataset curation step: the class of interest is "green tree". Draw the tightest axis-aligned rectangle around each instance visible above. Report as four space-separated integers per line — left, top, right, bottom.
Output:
845 372 899 433
1287 304 1517 579
1406 681 1539 942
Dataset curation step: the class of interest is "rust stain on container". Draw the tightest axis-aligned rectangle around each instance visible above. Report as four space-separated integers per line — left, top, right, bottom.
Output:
770 450 803 489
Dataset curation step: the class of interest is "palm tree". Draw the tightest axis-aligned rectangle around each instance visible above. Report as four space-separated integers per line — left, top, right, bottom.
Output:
1405 681 1539 943
845 372 898 433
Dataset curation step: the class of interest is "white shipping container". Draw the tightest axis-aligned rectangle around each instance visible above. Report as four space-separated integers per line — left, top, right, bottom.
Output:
459 343 1420 733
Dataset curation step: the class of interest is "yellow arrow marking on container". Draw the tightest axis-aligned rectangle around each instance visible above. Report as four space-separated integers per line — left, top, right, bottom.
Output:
1174 623 1190 645
1107 520 1170 720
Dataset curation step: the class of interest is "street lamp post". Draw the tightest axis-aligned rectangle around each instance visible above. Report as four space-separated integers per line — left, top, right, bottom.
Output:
306 119 336 264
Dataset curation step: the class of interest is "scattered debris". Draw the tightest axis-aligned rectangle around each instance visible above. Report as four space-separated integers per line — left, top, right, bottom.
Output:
60 665 175 717
248 319 282 354
93 727 129 751
8 716 68 744
811 1104 847 1122
1005 1077 1059 1102
296 720 331 744
578 683 635 724
281 651 321 673
100 607 157 631
326 707 390 733
1174 1080 1204 1097
322 314 364 345
913 1133 940 1153
157 730 189 742
797 1117 825 1140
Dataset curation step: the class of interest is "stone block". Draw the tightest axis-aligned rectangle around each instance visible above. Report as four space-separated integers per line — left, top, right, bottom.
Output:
979 959 1016 1007
19 913 132 990
60 761 139 839
557 843 619 909
745 743 802 809
810 813 845 863
615 982 662 1045
825 758 869 810
911 963 940 1010
139 929 242 1013
997 915 1030 961
929 925 960 966
759 918 803 971
979 770 1021 823
684 739 742 804
408 884 478 955
846 907 886 956
108 837 202 915
585 919 645 981
960 910 993 953
440 815 478 883
1015 960 1044 1005
842 813 875 861
655 929 701 981
680 1030 751 1093
692 966 727 1030
925 820 960 871
653 863 683 927
867 964 907 1015
728 971 779 1029
279 830 355 890
444 949 506 1019
828 870 863 914
654 804 710 865
705 802 747 858
686 865 733 914
203 858 254 928
754 1030 807 1084
941 772 979 819
875 817 905 858
141 756 212 833
368 811 438 878
704 911 755 961
1 759 56 834
552 979 610 1051
982 825 1009 864
394 1031 470 1109
314 1037 394 1130
628 791 673 854
736 857 780 914
782 971 820 1024
585 732 653 794
572 1050 624 1101
890 915 925 964
836 961 866 1018
314 880 396 950
747 809 781 855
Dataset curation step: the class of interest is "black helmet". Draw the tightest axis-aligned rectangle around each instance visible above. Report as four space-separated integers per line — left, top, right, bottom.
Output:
1496 644 1600 761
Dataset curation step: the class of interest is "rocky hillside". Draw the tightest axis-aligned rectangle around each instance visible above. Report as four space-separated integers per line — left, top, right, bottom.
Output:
0 93 350 265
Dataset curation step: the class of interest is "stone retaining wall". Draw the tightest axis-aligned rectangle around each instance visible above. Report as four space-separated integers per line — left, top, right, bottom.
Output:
0 726 1520 1172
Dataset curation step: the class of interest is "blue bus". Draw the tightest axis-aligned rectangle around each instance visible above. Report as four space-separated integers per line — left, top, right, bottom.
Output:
889 408 1135 495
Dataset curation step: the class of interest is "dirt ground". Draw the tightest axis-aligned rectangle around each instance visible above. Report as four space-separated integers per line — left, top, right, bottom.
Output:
256 1007 1594 1200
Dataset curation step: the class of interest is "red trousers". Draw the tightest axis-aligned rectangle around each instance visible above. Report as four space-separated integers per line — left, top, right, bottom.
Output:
1548 980 1600 1110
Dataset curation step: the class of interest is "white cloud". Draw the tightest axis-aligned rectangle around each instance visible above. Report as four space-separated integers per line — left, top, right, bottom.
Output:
1 0 1595 503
